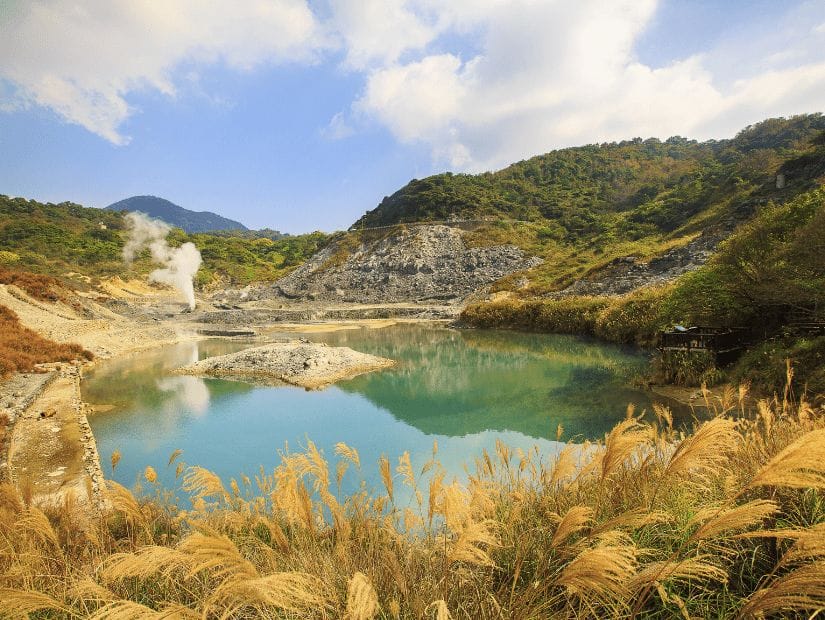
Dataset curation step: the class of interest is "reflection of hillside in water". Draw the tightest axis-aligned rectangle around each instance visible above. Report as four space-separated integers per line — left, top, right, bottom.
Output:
83 340 253 414
459 330 642 373
312 325 666 439
318 326 531 395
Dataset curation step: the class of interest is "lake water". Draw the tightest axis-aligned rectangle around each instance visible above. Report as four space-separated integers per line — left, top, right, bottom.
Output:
83 324 686 496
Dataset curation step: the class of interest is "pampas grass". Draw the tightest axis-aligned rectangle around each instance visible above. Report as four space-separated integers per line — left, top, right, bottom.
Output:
0 393 824 618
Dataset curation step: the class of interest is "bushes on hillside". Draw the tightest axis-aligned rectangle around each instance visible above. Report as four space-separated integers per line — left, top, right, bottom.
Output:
0 267 75 306
0 306 93 377
461 289 672 347
732 336 825 397
461 297 608 335
593 287 671 345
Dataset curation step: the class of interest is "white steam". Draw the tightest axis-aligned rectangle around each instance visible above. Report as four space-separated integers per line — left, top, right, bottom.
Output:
123 212 202 310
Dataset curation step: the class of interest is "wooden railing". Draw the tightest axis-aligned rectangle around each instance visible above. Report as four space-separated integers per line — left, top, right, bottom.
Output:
658 327 747 353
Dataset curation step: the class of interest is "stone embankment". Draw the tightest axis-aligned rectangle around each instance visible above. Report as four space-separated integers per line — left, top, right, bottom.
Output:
197 303 454 326
0 370 59 482
265 225 542 305
5 363 105 509
176 341 395 389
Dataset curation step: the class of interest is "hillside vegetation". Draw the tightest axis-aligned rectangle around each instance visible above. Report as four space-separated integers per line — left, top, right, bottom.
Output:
0 305 93 378
0 195 330 287
357 114 824 233
1 393 825 618
0 269 93 377
356 114 825 296
463 185 825 392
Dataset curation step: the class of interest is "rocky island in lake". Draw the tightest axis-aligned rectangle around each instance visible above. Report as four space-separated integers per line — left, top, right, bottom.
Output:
174 341 395 389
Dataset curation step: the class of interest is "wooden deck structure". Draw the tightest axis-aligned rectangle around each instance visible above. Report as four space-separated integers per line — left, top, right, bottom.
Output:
658 327 748 354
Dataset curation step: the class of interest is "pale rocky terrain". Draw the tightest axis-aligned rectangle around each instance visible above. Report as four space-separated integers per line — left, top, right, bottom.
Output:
264 225 542 304
175 341 395 389
552 221 741 297
0 281 200 510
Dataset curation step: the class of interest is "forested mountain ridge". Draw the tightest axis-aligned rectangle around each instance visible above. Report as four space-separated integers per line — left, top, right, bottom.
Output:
354 114 825 238
106 195 249 233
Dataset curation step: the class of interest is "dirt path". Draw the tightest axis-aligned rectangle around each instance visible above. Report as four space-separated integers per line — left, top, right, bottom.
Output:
0 281 198 509
7 365 105 509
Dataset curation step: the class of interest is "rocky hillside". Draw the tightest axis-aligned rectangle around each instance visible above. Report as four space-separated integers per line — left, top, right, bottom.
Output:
269 225 541 304
257 115 825 307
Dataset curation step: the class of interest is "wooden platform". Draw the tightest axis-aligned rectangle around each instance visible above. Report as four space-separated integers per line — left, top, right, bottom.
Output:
658 327 747 354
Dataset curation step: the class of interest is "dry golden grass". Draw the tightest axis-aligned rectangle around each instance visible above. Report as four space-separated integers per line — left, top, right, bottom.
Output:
0 304 93 377
0 266 76 306
0 390 824 618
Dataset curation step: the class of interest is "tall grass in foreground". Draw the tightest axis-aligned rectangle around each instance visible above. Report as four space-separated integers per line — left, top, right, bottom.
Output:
1 388 825 618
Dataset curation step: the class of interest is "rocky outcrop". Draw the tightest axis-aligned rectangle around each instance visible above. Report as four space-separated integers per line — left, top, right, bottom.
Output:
269 225 541 304
175 341 395 389
552 227 731 297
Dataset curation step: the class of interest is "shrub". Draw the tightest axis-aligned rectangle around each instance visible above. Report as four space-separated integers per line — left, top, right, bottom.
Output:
0 267 75 306
0 251 20 265
0 305 93 377
594 287 671 345
461 297 609 335
654 349 724 387
732 335 825 398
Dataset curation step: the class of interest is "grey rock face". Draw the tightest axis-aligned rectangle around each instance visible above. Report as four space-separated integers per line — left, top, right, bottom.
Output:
552 227 730 298
270 225 542 304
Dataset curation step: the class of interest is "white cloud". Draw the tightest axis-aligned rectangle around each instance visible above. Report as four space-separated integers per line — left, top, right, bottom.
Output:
1 0 824 166
356 54 466 142
0 0 324 144
320 111 355 140
356 0 825 170
328 0 436 69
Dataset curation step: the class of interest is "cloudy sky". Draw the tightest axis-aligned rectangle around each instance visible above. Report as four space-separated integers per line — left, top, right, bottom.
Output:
1 0 824 232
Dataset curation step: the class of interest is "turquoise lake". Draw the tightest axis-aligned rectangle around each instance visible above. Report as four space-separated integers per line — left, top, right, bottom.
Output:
82 324 689 496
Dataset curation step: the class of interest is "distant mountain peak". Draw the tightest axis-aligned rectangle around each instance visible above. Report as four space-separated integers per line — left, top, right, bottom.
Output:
105 195 248 233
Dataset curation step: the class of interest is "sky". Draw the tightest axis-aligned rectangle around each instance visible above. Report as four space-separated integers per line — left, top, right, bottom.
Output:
0 0 824 233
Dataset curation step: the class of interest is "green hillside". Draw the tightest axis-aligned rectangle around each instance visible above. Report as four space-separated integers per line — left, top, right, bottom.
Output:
462 184 825 392
351 115 825 296
356 114 825 233
0 196 329 287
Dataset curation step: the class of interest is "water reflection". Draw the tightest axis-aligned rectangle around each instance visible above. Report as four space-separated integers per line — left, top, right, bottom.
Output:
156 376 210 416
84 326 688 495
310 325 685 439
84 340 258 453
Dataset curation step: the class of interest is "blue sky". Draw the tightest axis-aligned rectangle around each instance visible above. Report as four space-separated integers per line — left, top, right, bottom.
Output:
1 1 824 233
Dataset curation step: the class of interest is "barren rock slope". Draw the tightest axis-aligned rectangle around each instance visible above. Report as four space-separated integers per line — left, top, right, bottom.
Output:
270 225 541 304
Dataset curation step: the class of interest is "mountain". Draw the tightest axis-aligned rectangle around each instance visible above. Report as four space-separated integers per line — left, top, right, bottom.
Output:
353 113 825 236
0 194 328 285
105 195 248 233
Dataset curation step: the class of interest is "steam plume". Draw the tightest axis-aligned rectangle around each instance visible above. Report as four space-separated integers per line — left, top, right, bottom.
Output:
123 212 202 310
